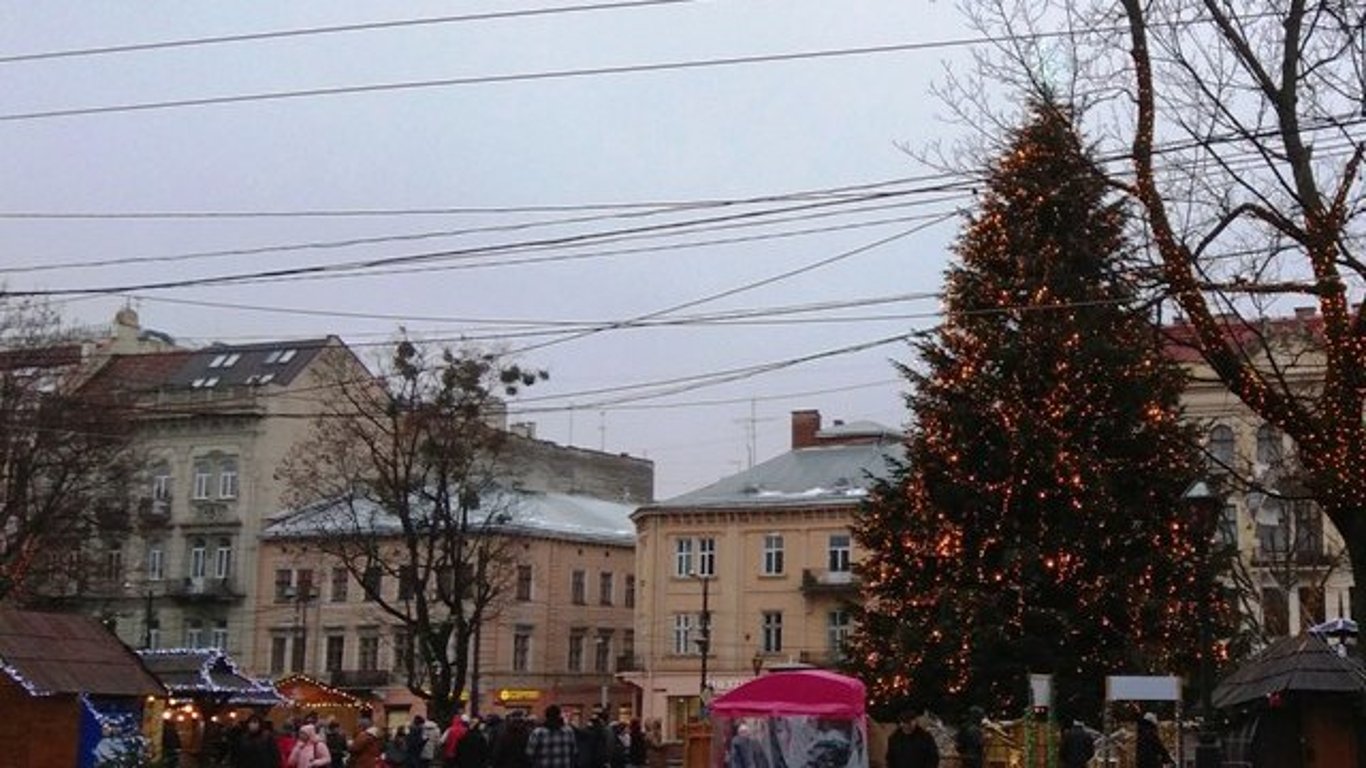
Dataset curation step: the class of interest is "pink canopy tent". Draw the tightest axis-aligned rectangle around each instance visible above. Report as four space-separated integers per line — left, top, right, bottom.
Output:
711 669 867 719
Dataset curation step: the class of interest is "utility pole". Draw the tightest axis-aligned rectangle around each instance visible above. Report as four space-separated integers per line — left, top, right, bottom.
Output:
691 572 711 712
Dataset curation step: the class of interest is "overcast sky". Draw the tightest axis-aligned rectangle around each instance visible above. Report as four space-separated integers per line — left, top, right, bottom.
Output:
0 2 990 499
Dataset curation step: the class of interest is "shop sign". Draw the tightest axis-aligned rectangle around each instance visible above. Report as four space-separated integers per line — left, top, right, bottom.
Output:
497 688 542 703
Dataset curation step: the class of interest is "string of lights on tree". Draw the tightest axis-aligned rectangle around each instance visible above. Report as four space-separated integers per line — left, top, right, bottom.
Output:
846 97 1236 722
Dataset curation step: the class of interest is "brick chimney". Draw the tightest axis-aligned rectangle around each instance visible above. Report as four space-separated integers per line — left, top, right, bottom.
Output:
791 409 821 449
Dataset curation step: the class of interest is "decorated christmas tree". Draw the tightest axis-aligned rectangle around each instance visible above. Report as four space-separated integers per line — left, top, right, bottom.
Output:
848 98 1232 722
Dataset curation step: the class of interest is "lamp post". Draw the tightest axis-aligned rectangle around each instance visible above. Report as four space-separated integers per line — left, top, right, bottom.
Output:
1183 480 1223 768
751 651 764 677
142 588 155 649
690 571 711 710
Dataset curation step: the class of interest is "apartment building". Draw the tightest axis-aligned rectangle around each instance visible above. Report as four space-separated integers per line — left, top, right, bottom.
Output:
71 312 364 669
257 482 647 723
627 409 901 735
1171 309 1356 636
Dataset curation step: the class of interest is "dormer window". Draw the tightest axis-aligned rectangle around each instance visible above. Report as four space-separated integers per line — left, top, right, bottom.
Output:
208 352 242 369
265 349 298 365
244 373 276 386
190 377 220 389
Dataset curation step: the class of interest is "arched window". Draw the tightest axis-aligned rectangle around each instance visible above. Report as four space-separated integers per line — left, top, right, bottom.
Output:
1208 425 1235 467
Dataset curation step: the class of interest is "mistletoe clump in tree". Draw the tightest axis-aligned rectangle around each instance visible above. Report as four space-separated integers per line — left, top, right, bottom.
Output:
848 98 1233 722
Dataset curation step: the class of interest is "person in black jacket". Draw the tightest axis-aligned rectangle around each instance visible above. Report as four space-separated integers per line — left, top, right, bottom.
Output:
234 715 282 768
1059 720 1095 768
1135 714 1174 768
953 707 984 768
886 709 938 768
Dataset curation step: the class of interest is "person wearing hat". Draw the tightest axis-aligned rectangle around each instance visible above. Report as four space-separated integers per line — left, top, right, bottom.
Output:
1135 713 1173 768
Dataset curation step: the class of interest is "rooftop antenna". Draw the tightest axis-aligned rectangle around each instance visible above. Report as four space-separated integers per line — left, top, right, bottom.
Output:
733 398 774 469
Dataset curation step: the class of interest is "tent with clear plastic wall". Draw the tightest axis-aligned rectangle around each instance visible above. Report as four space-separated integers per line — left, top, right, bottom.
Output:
709 669 868 768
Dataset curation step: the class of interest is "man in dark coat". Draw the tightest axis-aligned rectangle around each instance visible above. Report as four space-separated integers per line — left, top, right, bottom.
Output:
954 707 984 768
1059 720 1095 768
233 715 282 768
1135 714 1174 768
886 709 938 768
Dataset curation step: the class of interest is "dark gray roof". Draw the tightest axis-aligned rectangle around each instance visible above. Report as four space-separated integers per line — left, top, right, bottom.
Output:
0 609 164 697
137 649 283 705
163 338 333 390
1212 633 1366 709
645 434 903 510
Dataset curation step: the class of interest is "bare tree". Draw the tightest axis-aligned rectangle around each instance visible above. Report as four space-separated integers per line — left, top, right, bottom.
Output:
278 338 545 723
0 296 137 602
951 0 1366 649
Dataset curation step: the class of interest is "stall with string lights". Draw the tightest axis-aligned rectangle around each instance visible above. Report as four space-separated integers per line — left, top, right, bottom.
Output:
272 672 371 732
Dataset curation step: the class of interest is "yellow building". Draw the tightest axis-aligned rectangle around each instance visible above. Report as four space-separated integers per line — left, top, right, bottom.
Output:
627 410 901 735
258 488 642 725
1171 310 1355 636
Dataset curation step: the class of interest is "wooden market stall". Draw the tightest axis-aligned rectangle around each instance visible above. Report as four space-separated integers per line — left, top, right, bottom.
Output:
272 672 371 733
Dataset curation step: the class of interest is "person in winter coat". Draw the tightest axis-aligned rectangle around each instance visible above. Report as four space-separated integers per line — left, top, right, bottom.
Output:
289 724 334 768
1135 714 1174 768
326 719 349 768
349 718 386 768
405 717 429 768
384 727 410 768
886 710 938 768
526 705 579 768
626 719 646 768
421 718 443 767
643 720 667 768
442 714 469 767
454 718 492 768
277 723 299 768
234 715 282 768
954 707 984 768
491 712 533 768
1059 720 1095 768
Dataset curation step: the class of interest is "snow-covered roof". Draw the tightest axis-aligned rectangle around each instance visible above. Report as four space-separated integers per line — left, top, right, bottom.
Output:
265 487 636 546
644 435 903 511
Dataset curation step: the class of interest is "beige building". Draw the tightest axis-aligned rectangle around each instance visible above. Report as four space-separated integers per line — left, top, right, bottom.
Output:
257 488 641 724
72 314 361 669
627 410 900 736
1171 310 1356 636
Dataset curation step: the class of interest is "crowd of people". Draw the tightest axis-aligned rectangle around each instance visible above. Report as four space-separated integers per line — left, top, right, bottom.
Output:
195 706 670 768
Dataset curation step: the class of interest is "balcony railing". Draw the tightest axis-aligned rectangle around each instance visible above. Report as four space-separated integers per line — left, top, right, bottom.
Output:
1251 546 1335 567
800 569 859 596
615 654 642 672
165 577 244 602
330 669 391 689
136 497 171 527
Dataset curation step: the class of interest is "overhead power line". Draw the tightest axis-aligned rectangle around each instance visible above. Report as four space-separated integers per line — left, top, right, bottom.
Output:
0 11 1281 123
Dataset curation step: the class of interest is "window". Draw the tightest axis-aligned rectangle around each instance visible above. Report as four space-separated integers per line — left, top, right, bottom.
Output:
571 570 586 605
1263 588 1289 636
267 348 299 365
325 635 345 672
622 629 635 663
1217 505 1238 548
1208 425 1235 467
513 626 532 672
399 565 416 600
151 468 172 502
147 625 161 651
270 636 288 675
599 572 614 606
828 610 851 659
1256 424 1283 465
193 462 212 500
211 621 228 650
275 569 293 603
185 619 204 649
393 630 413 672
697 537 716 577
362 566 381 601
218 461 238 499
761 611 783 653
189 539 207 580
763 534 785 575
213 538 232 580
595 630 613 673
828 534 852 573
568 629 586 672
624 575 635 609
103 545 123 582
672 614 694 655
359 636 379 671
190 377 220 389
674 538 694 577
297 569 315 601
331 567 348 602
1299 586 1326 628
1256 498 1287 556
291 630 307 672
147 544 164 582
1293 502 1323 558
208 352 242 369
516 565 533 601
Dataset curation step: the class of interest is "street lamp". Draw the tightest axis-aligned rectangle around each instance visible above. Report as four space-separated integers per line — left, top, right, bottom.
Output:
1183 480 1223 768
751 651 764 677
689 571 712 710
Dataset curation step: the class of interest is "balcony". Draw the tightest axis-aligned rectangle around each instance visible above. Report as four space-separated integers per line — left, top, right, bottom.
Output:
800 569 859 597
184 499 239 527
165 577 244 603
1251 546 1336 568
330 669 391 689
136 497 172 527
797 650 843 668
615 654 642 672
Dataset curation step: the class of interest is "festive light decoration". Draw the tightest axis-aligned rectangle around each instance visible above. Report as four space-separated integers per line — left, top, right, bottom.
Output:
847 98 1235 722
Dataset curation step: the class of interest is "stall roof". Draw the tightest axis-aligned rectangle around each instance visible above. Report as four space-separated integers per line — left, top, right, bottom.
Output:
711 669 866 719
137 649 283 706
1213 633 1366 709
0 608 163 697
275 674 366 707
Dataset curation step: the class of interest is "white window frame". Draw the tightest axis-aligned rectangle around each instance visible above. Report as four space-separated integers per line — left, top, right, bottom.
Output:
697 537 716 577
185 621 204 649
761 611 783 653
211 622 229 650
193 464 212 500
189 539 207 580
828 533 852 573
674 538 694 577
762 534 785 575
214 539 232 580
151 472 172 502
672 613 695 655
828 609 851 658
147 545 164 582
218 464 239 499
